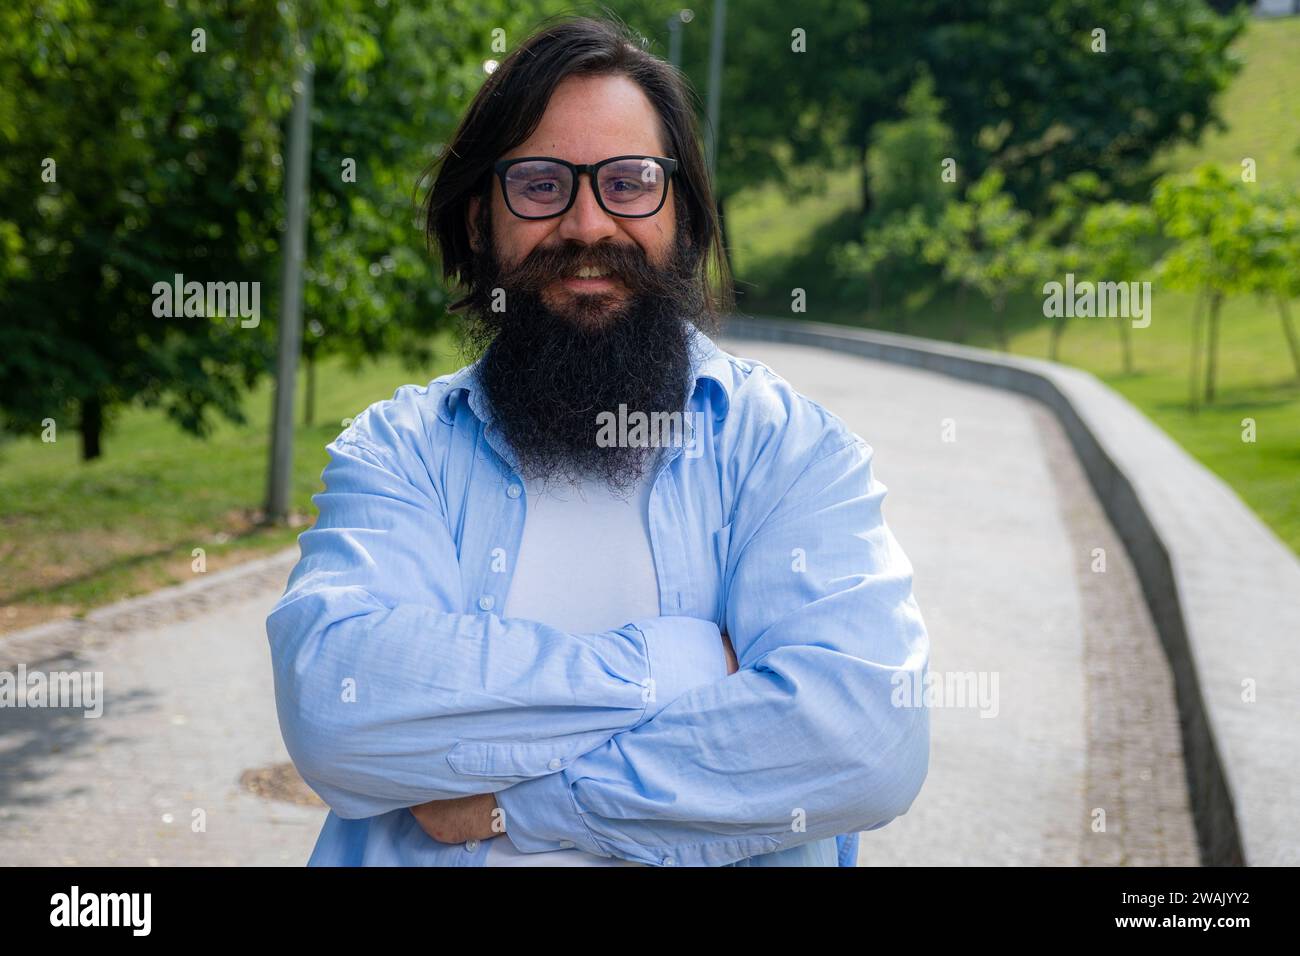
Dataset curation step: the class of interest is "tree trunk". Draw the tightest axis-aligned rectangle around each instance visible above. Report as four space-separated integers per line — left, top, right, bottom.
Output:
1188 292 1204 413
1049 315 1066 362
78 394 103 461
1278 297 1300 382
954 283 968 343
304 353 316 427
1204 292 1223 404
1117 314 1134 375
994 292 1009 352
859 142 873 218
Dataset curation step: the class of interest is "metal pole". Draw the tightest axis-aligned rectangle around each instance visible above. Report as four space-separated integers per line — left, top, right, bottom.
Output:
668 15 682 69
704 0 726 185
265 51 314 523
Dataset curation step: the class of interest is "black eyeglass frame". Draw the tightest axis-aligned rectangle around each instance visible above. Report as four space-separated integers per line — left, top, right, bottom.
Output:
492 154 679 220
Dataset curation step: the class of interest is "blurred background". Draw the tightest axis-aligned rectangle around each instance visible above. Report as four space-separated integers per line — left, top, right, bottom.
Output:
1 0 1295 632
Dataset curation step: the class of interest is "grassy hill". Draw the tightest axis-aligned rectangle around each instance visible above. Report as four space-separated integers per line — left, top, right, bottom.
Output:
1157 15 1300 185
727 15 1300 558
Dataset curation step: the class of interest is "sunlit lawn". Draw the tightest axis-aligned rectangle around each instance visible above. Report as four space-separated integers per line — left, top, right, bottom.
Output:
0 330 467 631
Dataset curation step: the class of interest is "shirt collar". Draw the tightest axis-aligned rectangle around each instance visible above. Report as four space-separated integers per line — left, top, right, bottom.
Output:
435 320 734 427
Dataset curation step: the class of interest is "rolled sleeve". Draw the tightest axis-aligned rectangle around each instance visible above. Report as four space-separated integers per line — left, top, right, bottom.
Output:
630 615 729 723
495 768 603 856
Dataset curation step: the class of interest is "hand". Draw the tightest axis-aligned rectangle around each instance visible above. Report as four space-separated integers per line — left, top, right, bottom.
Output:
409 792 503 844
721 629 739 676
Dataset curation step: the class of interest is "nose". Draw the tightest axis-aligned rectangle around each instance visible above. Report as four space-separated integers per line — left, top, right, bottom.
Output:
555 172 619 245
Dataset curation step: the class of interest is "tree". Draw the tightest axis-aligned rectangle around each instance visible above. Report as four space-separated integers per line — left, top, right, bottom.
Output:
1037 171 1109 362
1240 185 1300 383
0 0 549 459
913 0 1245 215
650 0 1243 222
1153 164 1251 409
1077 200 1158 373
0 0 286 459
924 169 1049 351
832 71 954 327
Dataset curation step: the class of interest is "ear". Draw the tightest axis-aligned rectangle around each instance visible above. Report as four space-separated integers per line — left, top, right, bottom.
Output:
467 195 483 253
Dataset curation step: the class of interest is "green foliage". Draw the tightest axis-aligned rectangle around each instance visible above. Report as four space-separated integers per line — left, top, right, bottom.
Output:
1078 200 1158 282
832 71 956 319
916 0 1245 213
865 71 954 222
699 0 1243 216
0 0 561 457
1154 164 1252 299
0 0 287 455
924 169 1051 347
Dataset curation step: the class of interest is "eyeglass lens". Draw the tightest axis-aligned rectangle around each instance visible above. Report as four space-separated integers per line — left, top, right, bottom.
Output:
502 158 668 217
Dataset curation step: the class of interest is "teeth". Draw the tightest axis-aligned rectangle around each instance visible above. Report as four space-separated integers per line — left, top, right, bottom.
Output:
574 266 609 278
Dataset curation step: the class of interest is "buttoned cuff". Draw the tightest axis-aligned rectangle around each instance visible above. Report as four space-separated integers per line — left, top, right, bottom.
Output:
628 616 729 723
495 769 603 856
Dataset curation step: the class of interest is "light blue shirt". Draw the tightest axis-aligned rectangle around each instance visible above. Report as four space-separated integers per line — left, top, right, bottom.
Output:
266 323 930 867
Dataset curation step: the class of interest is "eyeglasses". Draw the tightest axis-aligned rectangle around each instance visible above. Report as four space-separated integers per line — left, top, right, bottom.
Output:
493 154 678 220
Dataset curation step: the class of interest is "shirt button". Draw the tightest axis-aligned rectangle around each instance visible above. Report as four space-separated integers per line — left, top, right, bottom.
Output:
547 758 562 771
465 839 479 851
479 595 494 610
662 856 675 866
507 484 522 498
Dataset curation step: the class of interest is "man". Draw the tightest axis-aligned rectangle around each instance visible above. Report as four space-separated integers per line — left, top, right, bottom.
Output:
266 15 930 867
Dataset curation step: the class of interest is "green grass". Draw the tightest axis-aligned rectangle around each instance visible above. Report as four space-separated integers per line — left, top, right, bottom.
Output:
0 331 468 630
1156 16 1300 186
728 164 863 282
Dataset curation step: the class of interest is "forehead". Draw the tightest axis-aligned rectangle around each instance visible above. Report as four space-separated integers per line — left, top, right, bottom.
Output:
505 73 666 164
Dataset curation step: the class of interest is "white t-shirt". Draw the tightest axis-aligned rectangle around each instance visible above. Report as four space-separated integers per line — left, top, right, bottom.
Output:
484 467 659 866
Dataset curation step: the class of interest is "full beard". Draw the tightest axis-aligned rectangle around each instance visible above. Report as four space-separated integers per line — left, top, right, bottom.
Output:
458 203 716 497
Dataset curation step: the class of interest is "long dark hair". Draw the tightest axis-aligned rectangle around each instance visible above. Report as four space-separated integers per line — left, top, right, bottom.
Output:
419 14 732 319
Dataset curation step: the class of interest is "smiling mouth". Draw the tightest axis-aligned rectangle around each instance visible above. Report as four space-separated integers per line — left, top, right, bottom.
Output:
557 267 622 293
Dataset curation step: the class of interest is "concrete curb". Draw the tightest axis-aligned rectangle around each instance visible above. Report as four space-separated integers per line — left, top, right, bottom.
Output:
0 548 297 672
722 315 1300 866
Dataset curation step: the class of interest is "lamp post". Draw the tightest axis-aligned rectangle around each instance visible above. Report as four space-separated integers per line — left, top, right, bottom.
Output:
704 0 725 186
264 48 313 523
666 8 693 70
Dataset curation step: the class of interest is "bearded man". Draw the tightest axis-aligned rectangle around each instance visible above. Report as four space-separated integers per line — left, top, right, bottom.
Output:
267 15 930 868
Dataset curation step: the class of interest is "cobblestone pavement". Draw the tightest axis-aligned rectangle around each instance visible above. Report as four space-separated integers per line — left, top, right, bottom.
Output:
0 339 1198 866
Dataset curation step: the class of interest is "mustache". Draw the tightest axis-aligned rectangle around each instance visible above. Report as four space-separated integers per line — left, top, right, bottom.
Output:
497 239 690 300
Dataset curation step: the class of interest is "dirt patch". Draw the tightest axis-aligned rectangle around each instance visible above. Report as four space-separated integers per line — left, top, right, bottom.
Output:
239 762 327 808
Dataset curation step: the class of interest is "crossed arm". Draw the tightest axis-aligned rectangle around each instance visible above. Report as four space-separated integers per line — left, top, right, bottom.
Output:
268 405 930 867
266 428 733 820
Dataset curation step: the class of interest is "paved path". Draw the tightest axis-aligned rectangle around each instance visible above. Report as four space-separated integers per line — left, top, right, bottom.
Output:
0 339 1199 865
